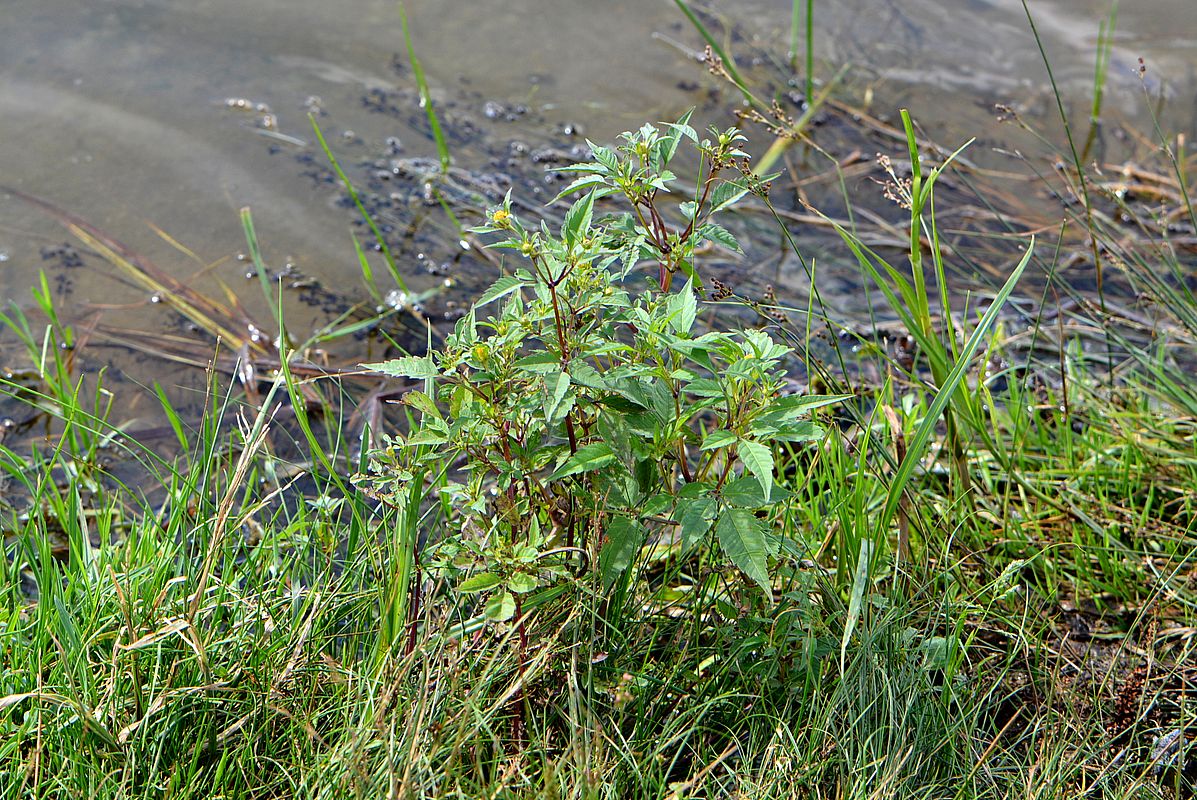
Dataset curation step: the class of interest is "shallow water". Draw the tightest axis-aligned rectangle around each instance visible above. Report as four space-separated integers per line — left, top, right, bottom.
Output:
1 0 1194 331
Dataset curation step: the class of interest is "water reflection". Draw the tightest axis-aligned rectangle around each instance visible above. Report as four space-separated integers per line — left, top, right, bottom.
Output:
0 0 1193 308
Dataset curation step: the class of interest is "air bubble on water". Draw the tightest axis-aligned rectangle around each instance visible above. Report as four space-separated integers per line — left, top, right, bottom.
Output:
384 290 409 310
150 293 162 303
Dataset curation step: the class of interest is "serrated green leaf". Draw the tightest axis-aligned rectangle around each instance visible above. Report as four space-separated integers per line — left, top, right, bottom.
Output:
513 352 560 373
709 180 750 213
617 234 646 277
701 429 737 451
548 442 616 481
643 493 672 516
768 393 852 417
686 378 725 398
407 427 450 447
402 390 441 419
721 476 790 508
551 174 609 203
770 421 825 442
484 591 516 622
587 142 620 173
477 275 524 307
599 516 645 589
659 109 695 166
543 370 572 425
675 496 717 552
611 378 672 422
737 439 774 501
597 394 647 414
667 280 697 334
716 508 771 595
677 481 714 499
459 572 503 594
567 360 606 390
507 572 538 594
697 222 743 253
562 190 596 249
363 355 439 379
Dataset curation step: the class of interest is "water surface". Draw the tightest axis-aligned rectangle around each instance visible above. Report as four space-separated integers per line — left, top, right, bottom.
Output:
1 0 1193 338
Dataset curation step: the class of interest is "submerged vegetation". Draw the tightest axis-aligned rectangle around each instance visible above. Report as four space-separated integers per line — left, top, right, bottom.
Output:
1 3 1196 799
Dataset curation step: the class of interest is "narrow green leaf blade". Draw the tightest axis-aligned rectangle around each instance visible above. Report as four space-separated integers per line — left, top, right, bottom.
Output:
878 239 1034 532
840 539 875 671
400 4 450 172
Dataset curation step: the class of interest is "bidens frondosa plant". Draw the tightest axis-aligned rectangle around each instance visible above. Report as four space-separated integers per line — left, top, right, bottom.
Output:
357 114 843 651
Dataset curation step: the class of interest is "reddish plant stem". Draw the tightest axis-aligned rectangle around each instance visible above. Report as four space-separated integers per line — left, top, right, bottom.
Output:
405 563 422 656
511 596 528 746
545 275 581 454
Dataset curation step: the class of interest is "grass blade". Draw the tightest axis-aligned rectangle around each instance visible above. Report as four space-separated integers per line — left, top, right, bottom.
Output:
309 115 409 293
878 239 1034 533
400 4 451 173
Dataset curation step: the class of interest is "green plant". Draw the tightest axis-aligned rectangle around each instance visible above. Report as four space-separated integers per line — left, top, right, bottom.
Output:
356 117 844 659
0 274 120 500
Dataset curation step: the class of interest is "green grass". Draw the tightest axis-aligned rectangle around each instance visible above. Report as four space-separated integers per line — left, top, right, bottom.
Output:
2 365 1193 798
3 203 1194 800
